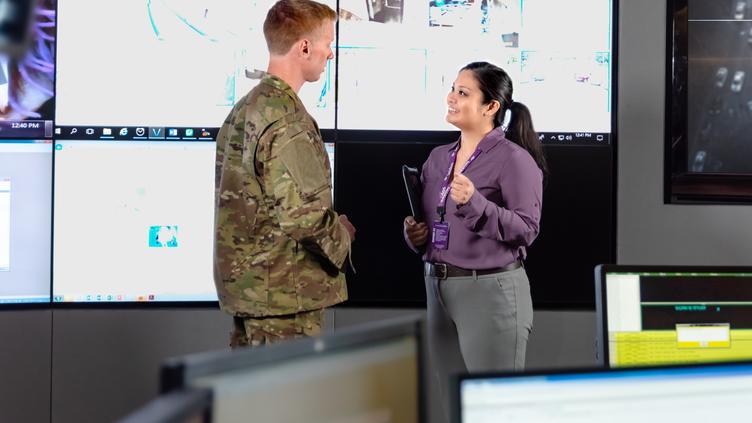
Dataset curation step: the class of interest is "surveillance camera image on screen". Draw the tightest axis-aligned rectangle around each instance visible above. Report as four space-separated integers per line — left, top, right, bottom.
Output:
337 0 612 132
0 0 54 137
0 140 52 304
54 0 335 129
687 0 752 174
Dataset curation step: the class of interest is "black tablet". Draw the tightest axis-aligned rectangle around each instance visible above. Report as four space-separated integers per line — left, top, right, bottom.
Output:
402 165 423 222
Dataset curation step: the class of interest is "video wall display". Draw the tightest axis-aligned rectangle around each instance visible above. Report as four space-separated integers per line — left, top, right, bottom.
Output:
0 140 52 304
0 0 614 306
666 0 752 203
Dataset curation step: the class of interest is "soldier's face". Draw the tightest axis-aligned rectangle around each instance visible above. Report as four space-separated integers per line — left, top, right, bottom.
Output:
303 20 334 83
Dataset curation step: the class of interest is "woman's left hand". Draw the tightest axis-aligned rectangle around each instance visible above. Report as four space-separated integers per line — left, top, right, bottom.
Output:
450 173 475 205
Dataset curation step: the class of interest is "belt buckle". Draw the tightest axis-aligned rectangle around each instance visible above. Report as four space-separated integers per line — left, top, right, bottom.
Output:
434 263 448 279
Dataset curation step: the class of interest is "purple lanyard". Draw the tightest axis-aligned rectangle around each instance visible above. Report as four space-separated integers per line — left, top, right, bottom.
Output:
436 146 482 220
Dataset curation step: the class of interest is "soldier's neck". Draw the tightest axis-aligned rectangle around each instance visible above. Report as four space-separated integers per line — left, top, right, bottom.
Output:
267 58 304 93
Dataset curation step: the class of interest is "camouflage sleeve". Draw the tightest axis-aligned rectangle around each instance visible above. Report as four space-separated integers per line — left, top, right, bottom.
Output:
263 122 351 269
215 110 231 194
215 96 247 193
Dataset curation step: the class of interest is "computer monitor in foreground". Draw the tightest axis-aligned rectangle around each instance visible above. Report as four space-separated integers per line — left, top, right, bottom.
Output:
596 264 752 368
453 361 752 423
116 388 212 423
161 317 424 423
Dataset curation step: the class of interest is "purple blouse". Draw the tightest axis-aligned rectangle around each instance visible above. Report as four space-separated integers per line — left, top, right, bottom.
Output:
407 127 543 270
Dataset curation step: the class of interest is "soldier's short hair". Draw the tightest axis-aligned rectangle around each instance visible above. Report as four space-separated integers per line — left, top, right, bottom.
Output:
264 0 336 55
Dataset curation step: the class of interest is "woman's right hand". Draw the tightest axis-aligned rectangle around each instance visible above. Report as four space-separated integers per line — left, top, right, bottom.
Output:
404 216 429 247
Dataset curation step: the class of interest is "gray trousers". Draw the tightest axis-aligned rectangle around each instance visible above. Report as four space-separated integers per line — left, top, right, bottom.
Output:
425 266 534 421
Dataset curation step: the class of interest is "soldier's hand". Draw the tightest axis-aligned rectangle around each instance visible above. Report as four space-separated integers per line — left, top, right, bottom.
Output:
404 216 428 247
339 214 356 241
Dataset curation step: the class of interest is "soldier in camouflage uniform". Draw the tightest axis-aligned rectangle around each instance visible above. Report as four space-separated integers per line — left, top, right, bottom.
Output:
214 0 355 348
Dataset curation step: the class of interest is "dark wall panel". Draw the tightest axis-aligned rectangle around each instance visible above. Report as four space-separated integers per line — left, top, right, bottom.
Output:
336 142 614 308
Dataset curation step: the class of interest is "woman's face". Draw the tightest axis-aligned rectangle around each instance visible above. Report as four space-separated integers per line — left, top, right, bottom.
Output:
446 69 490 131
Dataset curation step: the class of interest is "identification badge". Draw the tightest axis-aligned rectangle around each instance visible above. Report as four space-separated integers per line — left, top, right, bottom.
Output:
432 220 450 250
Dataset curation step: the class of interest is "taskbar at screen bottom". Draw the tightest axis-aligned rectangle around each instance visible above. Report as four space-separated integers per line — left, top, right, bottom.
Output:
52 293 218 303
539 132 610 145
54 125 218 141
0 295 51 304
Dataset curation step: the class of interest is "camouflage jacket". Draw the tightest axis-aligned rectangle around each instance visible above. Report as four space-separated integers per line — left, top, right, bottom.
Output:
214 72 350 317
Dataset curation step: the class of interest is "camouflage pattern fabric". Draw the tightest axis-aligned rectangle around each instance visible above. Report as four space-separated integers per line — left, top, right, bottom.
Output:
229 308 324 348
214 71 350 319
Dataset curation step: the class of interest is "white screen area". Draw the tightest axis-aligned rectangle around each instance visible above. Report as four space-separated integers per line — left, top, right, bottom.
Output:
194 336 418 423
0 142 52 304
53 141 217 302
325 142 335 193
0 178 9 272
605 273 642 332
338 0 612 131
460 365 752 423
55 0 335 129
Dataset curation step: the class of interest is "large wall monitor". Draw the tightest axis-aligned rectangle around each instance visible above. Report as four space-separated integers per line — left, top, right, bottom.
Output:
52 140 217 303
596 264 752 368
453 361 752 423
51 138 335 304
54 0 335 132
666 0 752 203
0 140 52 305
337 0 614 145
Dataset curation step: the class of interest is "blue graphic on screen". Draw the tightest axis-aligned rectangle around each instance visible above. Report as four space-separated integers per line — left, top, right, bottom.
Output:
149 225 179 248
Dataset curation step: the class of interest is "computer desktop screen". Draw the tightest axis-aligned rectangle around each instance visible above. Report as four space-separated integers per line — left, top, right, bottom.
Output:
161 318 423 423
52 140 217 303
337 0 614 145
454 361 752 423
0 140 52 304
596 264 752 368
54 0 335 132
51 138 334 304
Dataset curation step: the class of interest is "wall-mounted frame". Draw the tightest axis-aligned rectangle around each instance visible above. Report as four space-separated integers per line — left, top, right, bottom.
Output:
665 0 752 204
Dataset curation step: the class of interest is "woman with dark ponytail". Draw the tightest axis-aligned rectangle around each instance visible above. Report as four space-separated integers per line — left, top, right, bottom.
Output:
403 61 545 420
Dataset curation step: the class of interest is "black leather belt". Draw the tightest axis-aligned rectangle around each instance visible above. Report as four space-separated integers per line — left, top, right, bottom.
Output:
425 260 522 279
